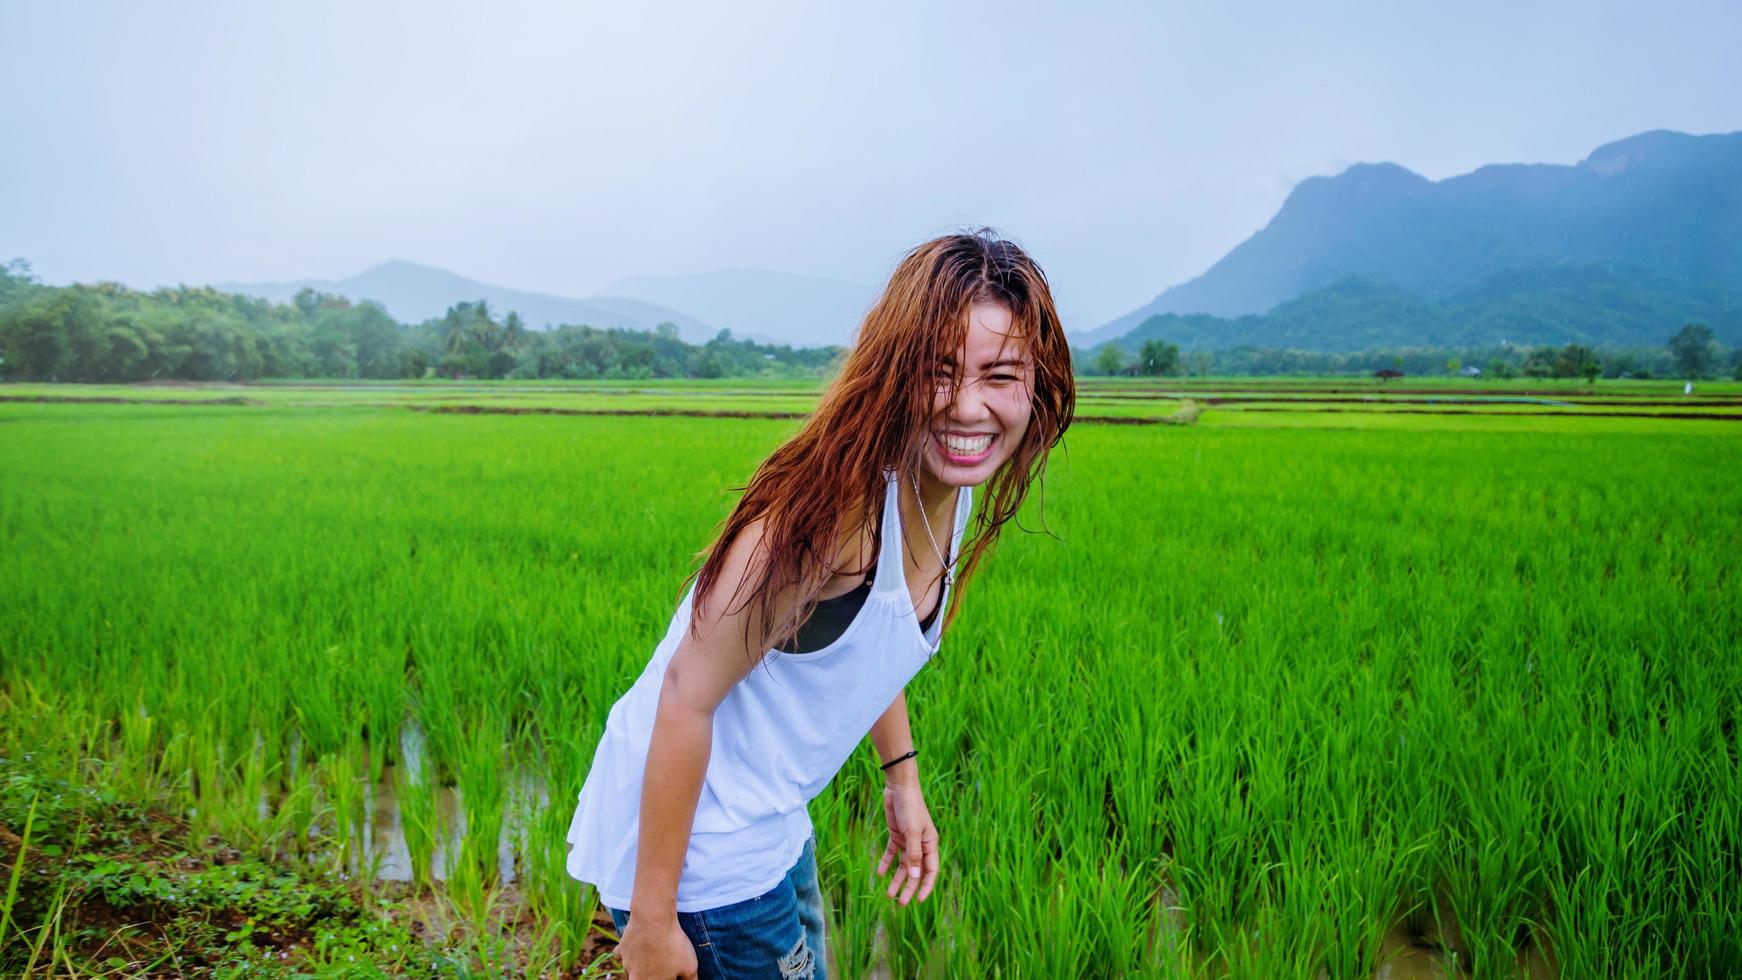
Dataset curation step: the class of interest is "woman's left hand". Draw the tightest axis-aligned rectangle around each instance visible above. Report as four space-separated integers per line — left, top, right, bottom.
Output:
877 779 938 905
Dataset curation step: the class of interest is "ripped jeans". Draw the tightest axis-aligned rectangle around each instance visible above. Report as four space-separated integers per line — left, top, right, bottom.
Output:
608 835 828 980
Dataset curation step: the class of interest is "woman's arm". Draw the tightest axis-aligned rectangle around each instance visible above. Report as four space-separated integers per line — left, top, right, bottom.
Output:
619 519 794 977
869 691 939 905
869 691 917 787
628 661 740 918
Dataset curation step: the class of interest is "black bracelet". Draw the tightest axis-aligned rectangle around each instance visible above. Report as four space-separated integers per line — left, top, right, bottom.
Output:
879 749 918 772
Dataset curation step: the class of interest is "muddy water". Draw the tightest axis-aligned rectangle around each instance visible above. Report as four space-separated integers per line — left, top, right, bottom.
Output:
1133 882 1557 979
1373 919 1556 980
346 724 548 884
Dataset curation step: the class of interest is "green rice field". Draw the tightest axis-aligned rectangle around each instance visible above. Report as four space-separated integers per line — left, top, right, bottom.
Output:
2 377 1739 977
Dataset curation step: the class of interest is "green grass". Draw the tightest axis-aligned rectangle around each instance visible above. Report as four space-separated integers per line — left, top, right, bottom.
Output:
2 384 1739 977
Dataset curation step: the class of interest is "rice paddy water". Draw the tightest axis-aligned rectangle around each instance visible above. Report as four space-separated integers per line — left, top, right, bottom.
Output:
1 378 1738 977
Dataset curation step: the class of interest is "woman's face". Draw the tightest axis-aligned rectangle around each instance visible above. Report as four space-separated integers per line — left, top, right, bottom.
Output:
921 301 1035 488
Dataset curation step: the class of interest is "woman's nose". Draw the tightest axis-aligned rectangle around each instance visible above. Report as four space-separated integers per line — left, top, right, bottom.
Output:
950 378 993 421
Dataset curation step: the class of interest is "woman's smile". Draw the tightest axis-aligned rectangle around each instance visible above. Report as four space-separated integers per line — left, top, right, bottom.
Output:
934 429 997 463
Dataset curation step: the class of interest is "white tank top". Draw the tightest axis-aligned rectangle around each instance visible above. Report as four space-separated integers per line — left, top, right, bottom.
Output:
565 467 973 912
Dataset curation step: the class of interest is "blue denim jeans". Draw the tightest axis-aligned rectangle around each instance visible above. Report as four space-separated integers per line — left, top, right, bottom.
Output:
608 835 828 979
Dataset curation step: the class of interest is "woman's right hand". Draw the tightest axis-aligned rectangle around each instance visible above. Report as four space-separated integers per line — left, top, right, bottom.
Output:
617 914 698 980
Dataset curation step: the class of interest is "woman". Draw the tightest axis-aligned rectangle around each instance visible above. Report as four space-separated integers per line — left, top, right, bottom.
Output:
565 229 1075 979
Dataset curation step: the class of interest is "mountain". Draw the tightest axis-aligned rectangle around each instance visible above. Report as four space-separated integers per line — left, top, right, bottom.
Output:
604 268 877 348
1082 129 1742 348
1095 263 1742 354
219 260 718 343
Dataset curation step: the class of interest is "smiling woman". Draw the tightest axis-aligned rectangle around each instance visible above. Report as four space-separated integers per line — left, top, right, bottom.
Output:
563 228 1075 979
927 303 1037 478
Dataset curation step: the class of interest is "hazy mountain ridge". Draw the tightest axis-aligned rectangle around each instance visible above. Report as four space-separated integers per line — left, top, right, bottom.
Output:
219 260 720 344
1083 129 1742 348
605 268 877 348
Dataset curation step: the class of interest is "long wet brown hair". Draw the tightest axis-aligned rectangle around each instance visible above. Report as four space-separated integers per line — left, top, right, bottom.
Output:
683 228 1075 652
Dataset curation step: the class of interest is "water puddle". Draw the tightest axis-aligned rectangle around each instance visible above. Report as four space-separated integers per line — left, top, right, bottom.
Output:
1137 878 1556 979
354 764 547 884
260 722 550 885
1372 916 1556 980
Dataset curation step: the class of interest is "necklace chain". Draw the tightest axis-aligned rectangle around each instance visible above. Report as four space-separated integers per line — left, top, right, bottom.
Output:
910 469 956 589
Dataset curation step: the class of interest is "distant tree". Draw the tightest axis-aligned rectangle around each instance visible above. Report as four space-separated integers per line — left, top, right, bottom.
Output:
346 302 404 378
442 306 470 357
1668 323 1714 377
1446 357 1462 375
4 289 86 380
0 258 38 308
655 322 681 340
1093 345 1127 376
403 347 430 379
292 287 323 317
502 311 527 351
1137 339 1179 376
486 348 518 379
1522 347 1556 378
1554 343 1598 380
1188 351 1213 377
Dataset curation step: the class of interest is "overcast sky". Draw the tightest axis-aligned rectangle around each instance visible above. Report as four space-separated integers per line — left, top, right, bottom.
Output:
3 0 1739 328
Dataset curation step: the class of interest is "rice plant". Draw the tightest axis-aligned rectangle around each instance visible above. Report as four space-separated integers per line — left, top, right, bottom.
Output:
2 390 1738 976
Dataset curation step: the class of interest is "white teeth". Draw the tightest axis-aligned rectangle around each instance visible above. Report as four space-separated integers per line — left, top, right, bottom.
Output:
938 432 993 455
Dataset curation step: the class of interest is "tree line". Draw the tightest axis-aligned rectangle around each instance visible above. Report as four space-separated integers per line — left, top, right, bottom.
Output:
8 258 1740 384
1079 326 1741 380
0 260 842 383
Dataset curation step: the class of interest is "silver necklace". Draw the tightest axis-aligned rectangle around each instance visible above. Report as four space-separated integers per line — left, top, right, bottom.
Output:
910 468 957 589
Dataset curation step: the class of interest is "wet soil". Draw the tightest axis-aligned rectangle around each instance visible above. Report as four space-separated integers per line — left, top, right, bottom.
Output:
0 761 614 978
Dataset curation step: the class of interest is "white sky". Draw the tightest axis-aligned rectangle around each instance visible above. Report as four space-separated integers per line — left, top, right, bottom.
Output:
3 0 1739 328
